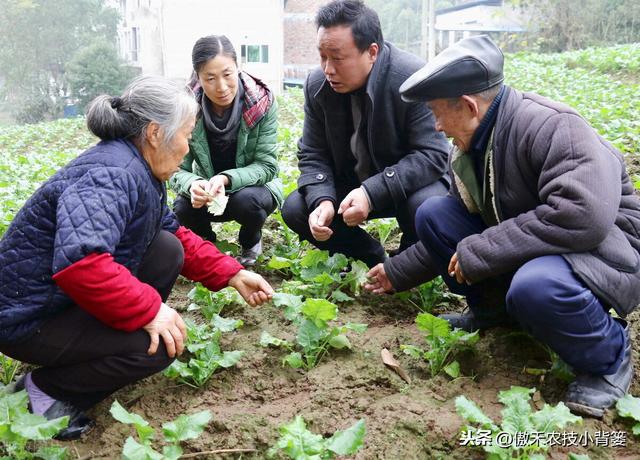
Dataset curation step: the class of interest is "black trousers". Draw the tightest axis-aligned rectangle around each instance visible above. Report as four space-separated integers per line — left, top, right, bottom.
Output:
0 230 183 410
281 180 448 267
173 186 276 248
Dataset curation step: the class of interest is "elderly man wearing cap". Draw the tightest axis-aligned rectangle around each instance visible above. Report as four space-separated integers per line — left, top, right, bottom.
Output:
366 35 640 417
281 0 450 267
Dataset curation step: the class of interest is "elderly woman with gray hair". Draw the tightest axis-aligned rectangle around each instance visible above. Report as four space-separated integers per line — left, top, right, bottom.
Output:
0 75 274 440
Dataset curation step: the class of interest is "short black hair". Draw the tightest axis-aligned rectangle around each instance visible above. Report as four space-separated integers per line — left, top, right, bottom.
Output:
192 35 237 74
315 0 383 52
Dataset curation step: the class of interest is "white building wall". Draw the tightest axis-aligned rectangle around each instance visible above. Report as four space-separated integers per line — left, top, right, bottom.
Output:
113 0 284 94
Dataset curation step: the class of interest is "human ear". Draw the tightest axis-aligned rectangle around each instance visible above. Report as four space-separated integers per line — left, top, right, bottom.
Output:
368 43 379 62
461 95 480 119
145 122 162 149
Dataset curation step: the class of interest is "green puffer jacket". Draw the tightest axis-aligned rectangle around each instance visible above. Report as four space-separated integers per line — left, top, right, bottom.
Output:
169 73 283 207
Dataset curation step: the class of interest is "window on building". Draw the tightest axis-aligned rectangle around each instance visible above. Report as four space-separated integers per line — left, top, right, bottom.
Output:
241 44 269 64
130 27 140 62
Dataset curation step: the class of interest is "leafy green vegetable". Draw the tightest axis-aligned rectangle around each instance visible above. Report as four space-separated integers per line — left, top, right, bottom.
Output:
401 312 479 378
616 394 640 436
262 298 367 370
455 386 582 459
265 249 369 302
0 389 68 459
268 415 366 459
111 401 212 460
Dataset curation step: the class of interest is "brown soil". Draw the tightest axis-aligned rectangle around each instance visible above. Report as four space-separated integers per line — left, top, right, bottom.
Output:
59 270 640 460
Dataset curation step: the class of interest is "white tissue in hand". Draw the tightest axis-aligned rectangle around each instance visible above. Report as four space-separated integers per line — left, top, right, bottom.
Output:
207 194 229 216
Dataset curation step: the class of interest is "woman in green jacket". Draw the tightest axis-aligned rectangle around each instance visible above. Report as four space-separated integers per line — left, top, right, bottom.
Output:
170 35 283 266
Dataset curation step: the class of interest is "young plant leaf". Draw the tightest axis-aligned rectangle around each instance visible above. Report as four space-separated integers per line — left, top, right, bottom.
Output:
325 418 366 456
34 446 69 460
455 395 496 429
212 315 243 332
122 436 163 460
260 331 291 348
274 415 324 458
416 313 451 337
328 334 352 350
11 412 69 441
162 410 212 443
284 352 304 369
443 360 461 379
301 299 338 327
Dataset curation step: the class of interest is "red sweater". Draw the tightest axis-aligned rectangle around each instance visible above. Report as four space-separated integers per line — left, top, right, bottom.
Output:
52 226 242 331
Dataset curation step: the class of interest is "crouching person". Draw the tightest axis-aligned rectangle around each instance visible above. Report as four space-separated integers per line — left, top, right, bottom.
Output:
367 35 640 418
0 75 274 440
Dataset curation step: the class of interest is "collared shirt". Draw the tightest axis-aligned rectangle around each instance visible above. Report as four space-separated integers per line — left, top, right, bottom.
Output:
451 86 505 226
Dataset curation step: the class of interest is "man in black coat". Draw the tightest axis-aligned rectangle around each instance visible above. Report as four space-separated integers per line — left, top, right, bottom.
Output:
281 0 450 267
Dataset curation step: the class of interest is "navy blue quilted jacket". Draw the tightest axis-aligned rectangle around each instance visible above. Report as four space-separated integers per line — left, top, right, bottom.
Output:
0 139 179 343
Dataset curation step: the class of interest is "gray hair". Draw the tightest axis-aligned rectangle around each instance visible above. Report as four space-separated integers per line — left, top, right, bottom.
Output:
86 75 198 144
446 83 503 108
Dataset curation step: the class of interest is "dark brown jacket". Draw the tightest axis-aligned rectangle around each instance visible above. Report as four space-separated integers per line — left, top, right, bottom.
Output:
386 86 640 316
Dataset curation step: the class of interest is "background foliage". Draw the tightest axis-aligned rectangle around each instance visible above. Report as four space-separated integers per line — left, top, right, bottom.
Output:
0 0 131 122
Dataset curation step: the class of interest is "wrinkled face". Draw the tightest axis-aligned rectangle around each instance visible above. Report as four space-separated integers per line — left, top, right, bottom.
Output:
198 54 239 112
317 25 378 94
147 115 196 181
427 98 477 152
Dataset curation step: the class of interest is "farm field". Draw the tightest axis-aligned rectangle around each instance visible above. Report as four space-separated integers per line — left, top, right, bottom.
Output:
0 44 640 459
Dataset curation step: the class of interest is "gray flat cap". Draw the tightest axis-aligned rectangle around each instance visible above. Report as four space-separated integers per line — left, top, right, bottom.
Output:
400 35 504 102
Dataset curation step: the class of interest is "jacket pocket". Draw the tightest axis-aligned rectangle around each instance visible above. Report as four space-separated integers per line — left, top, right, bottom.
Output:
298 172 329 188
591 227 640 273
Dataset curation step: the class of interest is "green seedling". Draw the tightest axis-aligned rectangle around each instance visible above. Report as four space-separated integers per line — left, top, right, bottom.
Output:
185 284 243 321
266 249 369 302
0 389 68 460
456 386 582 460
164 317 244 388
401 312 479 378
110 400 211 460
363 218 398 245
268 415 365 459
394 277 461 313
261 297 367 370
616 394 640 436
0 354 20 386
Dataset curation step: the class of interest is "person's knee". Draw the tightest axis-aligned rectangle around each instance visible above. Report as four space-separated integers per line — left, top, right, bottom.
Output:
232 188 274 222
407 181 449 217
415 195 451 242
159 231 184 275
281 191 309 234
506 256 568 320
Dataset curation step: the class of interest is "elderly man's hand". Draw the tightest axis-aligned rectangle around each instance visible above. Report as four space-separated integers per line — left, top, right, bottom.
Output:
229 269 275 306
308 200 335 241
143 303 187 358
448 252 470 285
364 263 395 294
338 187 370 226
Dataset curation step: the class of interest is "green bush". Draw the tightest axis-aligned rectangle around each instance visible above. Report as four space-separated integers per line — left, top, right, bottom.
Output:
67 41 136 112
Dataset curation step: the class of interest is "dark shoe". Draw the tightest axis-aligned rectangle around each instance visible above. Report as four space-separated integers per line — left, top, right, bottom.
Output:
439 311 516 332
564 319 633 418
44 400 94 441
11 375 93 440
236 239 262 267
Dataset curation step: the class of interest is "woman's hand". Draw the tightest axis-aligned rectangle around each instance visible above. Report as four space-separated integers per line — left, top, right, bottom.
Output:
228 269 274 306
208 175 229 197
190 179 213 209
143 303 187 358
